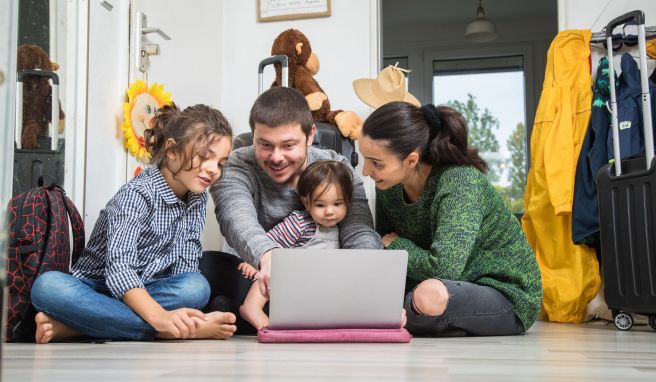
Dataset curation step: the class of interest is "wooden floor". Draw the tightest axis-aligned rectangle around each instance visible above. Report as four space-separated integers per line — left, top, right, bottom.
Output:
2 321 655 381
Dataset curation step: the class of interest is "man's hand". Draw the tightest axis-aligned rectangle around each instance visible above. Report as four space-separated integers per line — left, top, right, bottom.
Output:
382 233 399 248
258 250 273 298
150 308 208 339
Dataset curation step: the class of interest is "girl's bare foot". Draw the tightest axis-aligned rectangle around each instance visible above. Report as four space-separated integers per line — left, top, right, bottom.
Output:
35 312 81 344
239 302 269 331
193 311 237 340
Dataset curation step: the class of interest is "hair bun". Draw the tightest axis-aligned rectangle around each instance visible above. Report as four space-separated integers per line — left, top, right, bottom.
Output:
420 104 442 131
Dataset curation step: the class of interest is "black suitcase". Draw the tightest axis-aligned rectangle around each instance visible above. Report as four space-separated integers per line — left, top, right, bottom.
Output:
596 11 656 331
233 55 358 168
13 69 65 196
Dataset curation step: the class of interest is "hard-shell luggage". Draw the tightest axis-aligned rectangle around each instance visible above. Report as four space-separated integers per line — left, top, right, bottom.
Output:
233 55 358 168
13 69 65 196
595 10 656 331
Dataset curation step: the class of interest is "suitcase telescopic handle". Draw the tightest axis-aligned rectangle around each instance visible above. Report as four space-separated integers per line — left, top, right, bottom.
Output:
604 10 653 175
258 55 289 95
15 69 61 151
605 10 645 38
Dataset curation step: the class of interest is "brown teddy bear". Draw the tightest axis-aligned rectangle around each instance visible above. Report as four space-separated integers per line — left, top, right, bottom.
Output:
271 29 362 140
17 44 65 150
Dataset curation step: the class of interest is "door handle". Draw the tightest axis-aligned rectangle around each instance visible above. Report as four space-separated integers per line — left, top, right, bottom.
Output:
134 12 171 73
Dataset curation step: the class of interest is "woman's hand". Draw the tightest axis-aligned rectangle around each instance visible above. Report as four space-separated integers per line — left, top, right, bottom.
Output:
382 232 399 248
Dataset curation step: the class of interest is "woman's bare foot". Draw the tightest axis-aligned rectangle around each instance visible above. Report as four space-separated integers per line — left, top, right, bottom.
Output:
35 312 81 344
239 302 269 331
193 311 237 340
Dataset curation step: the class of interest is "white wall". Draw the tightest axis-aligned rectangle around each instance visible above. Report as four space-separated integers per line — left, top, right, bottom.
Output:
558 0 656 31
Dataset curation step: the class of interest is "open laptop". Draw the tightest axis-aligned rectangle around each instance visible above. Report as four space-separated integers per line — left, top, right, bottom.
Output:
268 248 408 330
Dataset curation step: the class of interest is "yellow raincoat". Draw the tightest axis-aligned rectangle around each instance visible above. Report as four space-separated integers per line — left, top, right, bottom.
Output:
522 30 601 323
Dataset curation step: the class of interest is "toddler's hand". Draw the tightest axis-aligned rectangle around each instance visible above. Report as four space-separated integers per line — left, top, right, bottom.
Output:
238 262 258 279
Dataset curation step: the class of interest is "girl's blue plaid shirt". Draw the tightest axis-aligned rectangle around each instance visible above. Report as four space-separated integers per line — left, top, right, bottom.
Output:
72 166 207 299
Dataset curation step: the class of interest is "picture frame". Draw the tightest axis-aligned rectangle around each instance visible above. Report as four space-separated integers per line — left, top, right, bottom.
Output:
257 0 331 23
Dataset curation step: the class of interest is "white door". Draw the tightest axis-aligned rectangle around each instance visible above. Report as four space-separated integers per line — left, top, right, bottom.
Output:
0 0 18 346
84 0 130 239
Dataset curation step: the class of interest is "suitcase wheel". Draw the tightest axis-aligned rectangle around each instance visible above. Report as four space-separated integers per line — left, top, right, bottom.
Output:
613 312 633 331
649 315 656 332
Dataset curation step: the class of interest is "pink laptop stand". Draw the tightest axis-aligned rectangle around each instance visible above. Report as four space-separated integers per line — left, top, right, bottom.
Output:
257 328 413 343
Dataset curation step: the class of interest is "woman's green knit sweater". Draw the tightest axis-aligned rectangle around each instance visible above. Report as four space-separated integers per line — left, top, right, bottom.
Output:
377 165 542 330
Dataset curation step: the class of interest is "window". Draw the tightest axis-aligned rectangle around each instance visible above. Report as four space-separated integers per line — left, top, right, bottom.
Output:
433 56 527 213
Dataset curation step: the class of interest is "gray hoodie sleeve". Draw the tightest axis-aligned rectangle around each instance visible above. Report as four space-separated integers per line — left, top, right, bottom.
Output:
210 148 278 266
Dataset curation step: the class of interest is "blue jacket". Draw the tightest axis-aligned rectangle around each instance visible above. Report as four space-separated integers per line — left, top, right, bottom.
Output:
606 53 656 161
572 57 613 245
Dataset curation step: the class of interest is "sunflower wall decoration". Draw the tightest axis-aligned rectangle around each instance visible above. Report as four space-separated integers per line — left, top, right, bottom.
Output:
122 80 172 160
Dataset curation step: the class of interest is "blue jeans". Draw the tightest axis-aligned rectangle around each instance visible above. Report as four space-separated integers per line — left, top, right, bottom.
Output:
30 271 210 340
404 279 525 337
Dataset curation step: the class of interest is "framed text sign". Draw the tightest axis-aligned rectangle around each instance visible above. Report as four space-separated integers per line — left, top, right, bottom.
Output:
257 0 331 22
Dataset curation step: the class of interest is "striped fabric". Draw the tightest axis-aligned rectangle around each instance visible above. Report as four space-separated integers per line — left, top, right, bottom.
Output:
72 167 207 299
266 210 316 248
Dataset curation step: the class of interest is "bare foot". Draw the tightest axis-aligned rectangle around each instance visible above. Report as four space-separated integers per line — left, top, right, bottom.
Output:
239 302 269 331
193 311 237 340
35 312 80 344
401 309 407 328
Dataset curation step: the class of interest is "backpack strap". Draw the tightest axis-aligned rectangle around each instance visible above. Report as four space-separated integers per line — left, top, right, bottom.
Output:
63 195 85 265
45 184 86 266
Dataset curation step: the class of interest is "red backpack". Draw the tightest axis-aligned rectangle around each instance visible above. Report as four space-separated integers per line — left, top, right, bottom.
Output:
5 183 85 342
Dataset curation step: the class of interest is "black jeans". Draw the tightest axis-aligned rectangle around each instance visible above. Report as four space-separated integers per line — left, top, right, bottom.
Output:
404 279 525 337
199 251 264 335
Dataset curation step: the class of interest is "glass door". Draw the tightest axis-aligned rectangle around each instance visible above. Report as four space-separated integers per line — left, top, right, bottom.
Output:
433 55 528 214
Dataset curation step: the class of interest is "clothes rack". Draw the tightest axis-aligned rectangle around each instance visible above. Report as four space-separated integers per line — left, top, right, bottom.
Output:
590 26 656 43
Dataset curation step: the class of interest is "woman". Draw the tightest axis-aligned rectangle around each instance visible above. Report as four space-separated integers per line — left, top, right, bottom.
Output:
359 101 542 336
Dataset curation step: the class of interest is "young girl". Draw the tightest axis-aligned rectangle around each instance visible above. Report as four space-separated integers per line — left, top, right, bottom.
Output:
237 160 353 330
358 101 542 337
30 103 237 343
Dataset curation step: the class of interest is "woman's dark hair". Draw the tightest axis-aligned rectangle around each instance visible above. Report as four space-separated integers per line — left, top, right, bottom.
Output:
361 101 488 173
145 103 232 174
249 87 315 138
298 160 354 207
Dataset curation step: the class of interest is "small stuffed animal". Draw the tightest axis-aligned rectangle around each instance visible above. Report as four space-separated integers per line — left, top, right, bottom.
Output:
17 44 65 149
271 29 362 140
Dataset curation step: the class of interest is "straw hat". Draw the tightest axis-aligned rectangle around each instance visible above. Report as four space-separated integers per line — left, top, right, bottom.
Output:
353 63 420 108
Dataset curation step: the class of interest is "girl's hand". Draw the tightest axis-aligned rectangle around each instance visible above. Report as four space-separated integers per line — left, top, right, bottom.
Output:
152 308 208 339
238 262 258 279
382 233 399 248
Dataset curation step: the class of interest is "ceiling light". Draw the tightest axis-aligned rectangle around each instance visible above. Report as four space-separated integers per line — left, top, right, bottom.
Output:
465 0 498 43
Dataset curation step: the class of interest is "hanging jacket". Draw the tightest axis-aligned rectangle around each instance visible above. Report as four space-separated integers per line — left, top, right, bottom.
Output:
572 57 615 245
606 53 656 160
522 30 600 323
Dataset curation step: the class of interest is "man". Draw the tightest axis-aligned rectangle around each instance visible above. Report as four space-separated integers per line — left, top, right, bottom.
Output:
211 87 382 299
